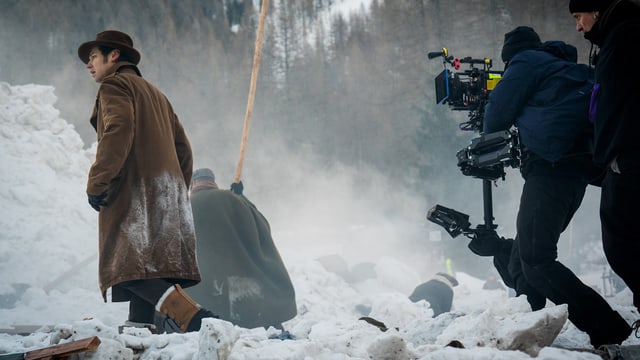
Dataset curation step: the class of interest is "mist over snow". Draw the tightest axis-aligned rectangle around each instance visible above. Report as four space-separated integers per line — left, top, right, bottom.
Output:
0 79 638 359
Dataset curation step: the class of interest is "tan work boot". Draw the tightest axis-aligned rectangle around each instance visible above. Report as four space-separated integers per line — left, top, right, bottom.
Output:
157 284 210 333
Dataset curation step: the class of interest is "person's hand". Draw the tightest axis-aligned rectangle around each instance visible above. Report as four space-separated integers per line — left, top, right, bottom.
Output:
468 228 501 256
230 181 244 195
88 191 108 212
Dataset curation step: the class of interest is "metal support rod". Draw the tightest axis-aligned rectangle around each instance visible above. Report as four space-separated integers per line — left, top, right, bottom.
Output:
482 179 495 229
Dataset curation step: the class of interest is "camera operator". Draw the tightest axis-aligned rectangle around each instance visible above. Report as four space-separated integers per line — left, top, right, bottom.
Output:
479 26 631 348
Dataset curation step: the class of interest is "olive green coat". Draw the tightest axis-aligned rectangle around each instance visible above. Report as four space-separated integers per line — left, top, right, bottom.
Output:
87 63 200 300
187 188 297 329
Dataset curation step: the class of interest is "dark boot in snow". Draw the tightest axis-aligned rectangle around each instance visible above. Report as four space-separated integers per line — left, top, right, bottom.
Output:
186 308 218 332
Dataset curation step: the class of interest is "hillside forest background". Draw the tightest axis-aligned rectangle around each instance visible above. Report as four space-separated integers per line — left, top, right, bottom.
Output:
0 0 604 279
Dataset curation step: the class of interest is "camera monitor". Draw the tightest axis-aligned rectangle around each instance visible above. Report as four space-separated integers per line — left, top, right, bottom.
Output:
434 69 450 105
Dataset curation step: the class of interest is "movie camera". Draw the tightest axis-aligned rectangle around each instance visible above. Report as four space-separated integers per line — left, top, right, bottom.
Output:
425 48 523 239
428 47 502 132
427 48 522 182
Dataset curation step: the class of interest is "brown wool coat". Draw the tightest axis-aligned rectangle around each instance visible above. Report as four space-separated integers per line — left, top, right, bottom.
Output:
87 63 200 301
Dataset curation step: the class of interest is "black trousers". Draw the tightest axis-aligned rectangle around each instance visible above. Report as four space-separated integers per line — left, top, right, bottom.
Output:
510 168 629 347
600 169 640 310
118 279 175 323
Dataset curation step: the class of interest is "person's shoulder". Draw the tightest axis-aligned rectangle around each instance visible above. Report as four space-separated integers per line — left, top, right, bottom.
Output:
98 73 130 94
509 46 573 73
510 47 547 64
613 0 640 20
101 69 135 87
192 187 223 196
601 1 640 38
115 63 142 77
101 65 143 87
196 188 245 201
192 188 234 206
543 41 577 59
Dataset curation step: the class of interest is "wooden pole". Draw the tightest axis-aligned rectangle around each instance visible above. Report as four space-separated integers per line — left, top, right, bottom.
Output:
234 0 269 184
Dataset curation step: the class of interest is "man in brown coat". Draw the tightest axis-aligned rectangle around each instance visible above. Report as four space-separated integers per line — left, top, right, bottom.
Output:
78 30 215 333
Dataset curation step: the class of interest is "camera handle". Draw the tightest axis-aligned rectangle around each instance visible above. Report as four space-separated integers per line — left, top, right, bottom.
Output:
480 179 497 231
426 179 498 238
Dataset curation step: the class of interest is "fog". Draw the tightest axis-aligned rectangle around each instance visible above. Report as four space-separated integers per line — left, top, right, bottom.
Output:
2 79 631 359
0 0 607 284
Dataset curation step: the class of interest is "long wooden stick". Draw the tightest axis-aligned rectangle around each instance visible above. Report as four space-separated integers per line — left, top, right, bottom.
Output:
234 0 270 183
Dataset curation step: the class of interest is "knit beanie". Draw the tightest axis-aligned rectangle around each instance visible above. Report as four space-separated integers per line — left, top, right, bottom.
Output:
192 168 215 182
501 26 542 63
569 0 615 13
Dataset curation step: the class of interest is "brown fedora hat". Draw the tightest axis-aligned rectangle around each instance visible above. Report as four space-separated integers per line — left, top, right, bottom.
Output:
78 30 141 65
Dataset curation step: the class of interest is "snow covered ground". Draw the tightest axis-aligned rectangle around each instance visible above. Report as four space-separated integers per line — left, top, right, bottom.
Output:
1 81 638 359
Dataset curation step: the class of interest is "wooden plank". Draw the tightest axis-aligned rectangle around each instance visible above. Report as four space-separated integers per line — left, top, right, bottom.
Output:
22 336 101 360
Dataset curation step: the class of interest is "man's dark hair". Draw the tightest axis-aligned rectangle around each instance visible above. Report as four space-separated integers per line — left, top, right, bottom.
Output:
97 45 133 63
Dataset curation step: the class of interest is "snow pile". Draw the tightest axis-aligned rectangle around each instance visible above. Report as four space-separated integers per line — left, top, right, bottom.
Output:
0 82 97 293
0 81 638 359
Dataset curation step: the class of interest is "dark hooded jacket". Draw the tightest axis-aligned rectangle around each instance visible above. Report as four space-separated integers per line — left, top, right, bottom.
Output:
483 41 593 164
585 0 640 169
186 187 297 329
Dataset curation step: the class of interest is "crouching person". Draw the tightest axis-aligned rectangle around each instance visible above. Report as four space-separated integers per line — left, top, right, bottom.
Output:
409 272 459 317
187 168 297 331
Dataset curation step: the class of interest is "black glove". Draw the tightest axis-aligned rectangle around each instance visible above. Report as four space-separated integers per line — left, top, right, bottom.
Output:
468 228 502 257
88 191 108 212
230 181 244 195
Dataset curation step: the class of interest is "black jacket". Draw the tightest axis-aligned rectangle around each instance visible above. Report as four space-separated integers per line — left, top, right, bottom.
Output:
483 42 593 163
586 0 640 169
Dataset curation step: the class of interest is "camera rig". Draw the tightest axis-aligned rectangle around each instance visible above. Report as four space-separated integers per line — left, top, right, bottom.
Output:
426 48 523 239
457 129 522 181
428 47 502 132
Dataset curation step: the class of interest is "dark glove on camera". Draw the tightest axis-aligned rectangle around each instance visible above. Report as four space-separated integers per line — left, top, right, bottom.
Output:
88 191 108 212
468 228 501 257
230 181 244 195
